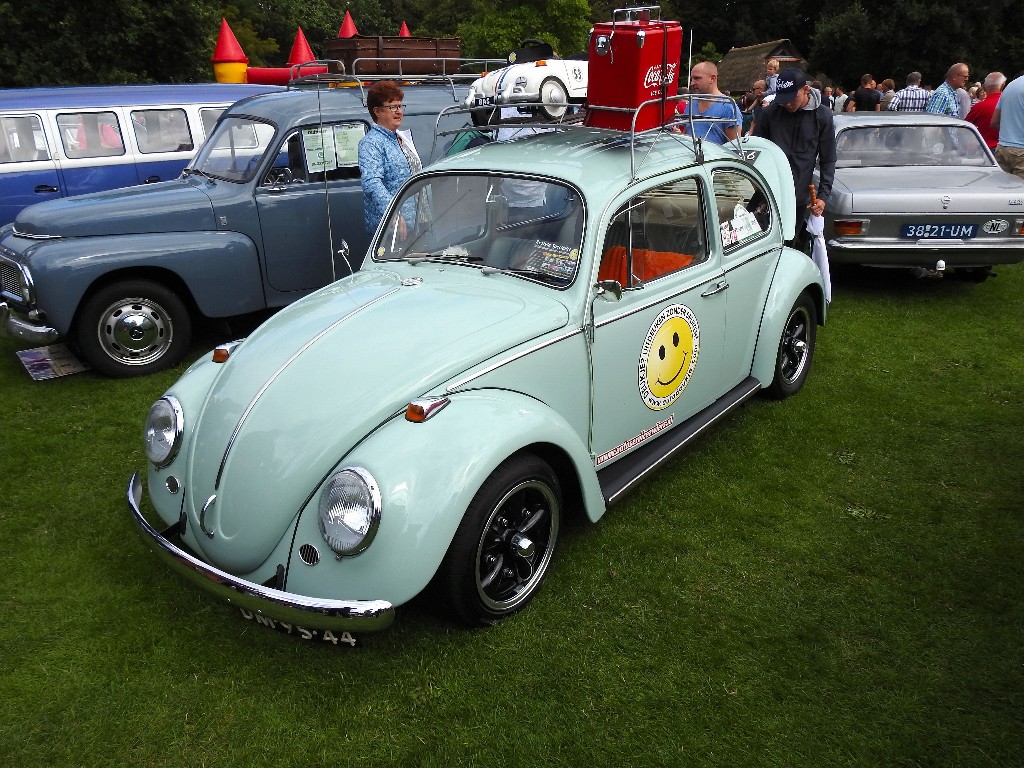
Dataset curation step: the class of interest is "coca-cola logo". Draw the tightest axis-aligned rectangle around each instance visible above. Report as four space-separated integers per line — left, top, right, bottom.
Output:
643 63 678 88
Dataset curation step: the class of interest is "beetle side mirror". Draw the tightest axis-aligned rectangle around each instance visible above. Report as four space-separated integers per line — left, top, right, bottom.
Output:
595 280 622 301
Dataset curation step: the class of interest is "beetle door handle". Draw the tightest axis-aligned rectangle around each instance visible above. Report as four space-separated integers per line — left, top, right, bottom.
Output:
701 280 729 297
34 184 59 193
144 176 161 183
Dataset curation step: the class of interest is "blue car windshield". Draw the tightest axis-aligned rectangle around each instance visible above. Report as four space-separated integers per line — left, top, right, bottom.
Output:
373 173 585 289
189 116 277 182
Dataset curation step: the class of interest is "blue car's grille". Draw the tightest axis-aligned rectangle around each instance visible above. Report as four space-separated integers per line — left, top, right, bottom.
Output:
1 261 21 296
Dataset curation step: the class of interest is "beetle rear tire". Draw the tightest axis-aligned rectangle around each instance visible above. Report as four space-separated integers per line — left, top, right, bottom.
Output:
538 77 569 120
440 454 561 627
765 291 816 400
75 280 192 378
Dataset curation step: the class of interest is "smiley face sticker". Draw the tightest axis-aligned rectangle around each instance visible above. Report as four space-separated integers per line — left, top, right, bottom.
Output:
638 304 700 410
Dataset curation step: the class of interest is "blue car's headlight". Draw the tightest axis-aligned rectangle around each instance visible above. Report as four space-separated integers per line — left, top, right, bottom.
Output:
143 396 183 468
318 467 381 557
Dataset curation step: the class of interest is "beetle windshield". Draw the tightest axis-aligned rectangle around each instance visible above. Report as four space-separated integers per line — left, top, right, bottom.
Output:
836 124 993 168
373 173 585 288
189 116 277 182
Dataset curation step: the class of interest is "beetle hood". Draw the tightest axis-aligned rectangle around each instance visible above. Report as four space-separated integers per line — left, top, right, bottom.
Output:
13 179 214 237
184 267 570 572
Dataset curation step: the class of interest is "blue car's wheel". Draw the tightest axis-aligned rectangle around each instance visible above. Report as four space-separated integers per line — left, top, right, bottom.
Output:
441 454 561 626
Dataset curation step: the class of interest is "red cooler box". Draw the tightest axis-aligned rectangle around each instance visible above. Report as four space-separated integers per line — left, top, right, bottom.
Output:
585 11 682 131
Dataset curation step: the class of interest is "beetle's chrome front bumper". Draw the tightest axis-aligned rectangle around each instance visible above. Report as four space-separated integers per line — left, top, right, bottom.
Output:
0 301 59 345
127 473 395 633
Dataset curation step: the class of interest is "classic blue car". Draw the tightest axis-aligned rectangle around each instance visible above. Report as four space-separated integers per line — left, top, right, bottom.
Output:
128 120 826 642
0 79 470 376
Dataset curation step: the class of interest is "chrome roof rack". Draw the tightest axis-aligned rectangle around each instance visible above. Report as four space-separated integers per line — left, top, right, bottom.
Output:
436 93 748 180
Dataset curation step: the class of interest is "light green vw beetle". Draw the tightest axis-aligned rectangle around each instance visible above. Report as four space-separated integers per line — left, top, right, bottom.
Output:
128 124 825 643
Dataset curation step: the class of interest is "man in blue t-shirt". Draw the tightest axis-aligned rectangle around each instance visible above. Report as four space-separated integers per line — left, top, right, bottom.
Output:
677 61 741 144
992 72 1024 179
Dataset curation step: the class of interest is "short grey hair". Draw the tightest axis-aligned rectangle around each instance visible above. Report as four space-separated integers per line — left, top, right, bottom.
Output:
984 71 1006 90
906 71 922 85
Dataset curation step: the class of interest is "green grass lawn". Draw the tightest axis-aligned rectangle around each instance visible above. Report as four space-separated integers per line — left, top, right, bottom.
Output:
1 263 1021 767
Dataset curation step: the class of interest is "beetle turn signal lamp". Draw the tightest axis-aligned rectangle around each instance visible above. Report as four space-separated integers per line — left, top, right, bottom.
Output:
406 397 450 423
211 340 245 363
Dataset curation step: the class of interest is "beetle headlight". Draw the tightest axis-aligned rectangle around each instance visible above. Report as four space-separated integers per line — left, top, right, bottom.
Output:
318 467 381 557
143 396 184 468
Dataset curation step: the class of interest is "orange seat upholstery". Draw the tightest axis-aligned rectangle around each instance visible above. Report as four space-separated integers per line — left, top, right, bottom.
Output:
597 246 694 284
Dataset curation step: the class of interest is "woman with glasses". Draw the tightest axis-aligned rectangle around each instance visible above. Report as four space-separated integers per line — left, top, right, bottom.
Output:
358 80 423 235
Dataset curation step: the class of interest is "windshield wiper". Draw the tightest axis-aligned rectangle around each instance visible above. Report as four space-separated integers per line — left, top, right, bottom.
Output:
181 167 215 182
405 251 483 264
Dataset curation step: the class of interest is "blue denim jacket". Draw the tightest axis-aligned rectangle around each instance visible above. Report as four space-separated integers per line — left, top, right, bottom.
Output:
358 123 418 234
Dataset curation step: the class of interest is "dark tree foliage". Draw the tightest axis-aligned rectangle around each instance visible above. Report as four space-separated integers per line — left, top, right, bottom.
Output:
809 0 1024 88
0 0 221 86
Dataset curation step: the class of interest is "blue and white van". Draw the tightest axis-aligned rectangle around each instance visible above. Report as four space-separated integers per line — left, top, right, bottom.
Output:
0 83 283 226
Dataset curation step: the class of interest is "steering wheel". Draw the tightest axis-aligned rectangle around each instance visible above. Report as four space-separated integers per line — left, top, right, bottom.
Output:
265 167 294 185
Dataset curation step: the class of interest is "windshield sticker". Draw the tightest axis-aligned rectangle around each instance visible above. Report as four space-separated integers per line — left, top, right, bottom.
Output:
639 303 700 410
513 239 579 279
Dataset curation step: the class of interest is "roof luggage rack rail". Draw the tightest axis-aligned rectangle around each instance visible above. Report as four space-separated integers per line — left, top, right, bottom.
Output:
288 58 505 102
440 94 748 180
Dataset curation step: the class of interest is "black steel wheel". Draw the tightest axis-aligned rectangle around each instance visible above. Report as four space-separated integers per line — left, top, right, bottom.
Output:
440 454 561 626
765 291 817 399
75 279 192 378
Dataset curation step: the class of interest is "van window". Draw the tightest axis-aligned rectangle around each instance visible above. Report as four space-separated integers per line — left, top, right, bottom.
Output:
0 115 49 163
57 111 125 158
199 107 225 140
131 108 194 153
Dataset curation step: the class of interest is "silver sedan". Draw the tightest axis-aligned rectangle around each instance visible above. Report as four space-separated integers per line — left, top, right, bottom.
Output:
820 113 1024 280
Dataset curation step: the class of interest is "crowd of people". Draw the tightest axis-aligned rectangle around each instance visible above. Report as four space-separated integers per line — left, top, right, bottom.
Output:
732 60 1024 181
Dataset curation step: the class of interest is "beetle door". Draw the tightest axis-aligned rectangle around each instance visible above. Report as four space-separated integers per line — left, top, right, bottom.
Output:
589 176 727 465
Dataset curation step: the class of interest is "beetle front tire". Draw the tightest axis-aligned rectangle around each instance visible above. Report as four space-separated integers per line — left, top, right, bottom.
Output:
76 280 192 378
440 454 561 627
765 291 816 400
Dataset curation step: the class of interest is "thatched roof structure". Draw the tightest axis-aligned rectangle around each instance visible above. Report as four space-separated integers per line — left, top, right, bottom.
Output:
716 40 806 95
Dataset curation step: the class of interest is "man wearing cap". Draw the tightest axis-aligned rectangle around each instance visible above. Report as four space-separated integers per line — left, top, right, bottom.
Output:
753 68 836 246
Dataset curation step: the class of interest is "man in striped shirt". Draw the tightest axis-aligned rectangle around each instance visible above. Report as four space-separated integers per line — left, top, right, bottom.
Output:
888 72 929 112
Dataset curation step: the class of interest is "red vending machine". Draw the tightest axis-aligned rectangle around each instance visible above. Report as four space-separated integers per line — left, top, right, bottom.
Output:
585 7 682 131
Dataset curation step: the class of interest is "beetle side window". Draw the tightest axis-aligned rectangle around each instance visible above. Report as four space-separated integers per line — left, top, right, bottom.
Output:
711 170 771 251
131 108 194 153
0 115 49 162
57 111 125 158
598 176 707 287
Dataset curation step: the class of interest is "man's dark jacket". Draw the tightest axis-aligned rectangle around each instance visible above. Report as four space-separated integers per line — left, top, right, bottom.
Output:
753 91 836 209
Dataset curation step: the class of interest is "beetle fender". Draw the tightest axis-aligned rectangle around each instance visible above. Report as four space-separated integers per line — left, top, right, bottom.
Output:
26 231 265 335
284 389 605 608
750 246 825 387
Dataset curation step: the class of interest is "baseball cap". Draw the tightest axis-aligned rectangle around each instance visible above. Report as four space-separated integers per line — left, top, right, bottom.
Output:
773 68 807 105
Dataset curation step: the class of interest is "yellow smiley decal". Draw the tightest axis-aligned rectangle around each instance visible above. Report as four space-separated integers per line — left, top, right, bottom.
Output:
639 304 700 410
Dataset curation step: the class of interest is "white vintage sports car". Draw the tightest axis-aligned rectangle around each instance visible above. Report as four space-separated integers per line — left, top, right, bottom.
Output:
465 39 587 123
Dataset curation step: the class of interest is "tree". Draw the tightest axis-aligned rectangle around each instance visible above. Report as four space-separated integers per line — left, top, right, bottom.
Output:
457 0 593 59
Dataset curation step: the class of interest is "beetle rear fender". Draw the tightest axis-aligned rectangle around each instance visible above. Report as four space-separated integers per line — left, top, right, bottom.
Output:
27 231 265 335
750 246 826 387
286 389 605 609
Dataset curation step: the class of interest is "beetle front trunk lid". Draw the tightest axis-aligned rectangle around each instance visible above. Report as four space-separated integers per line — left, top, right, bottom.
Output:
184 268 569 572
